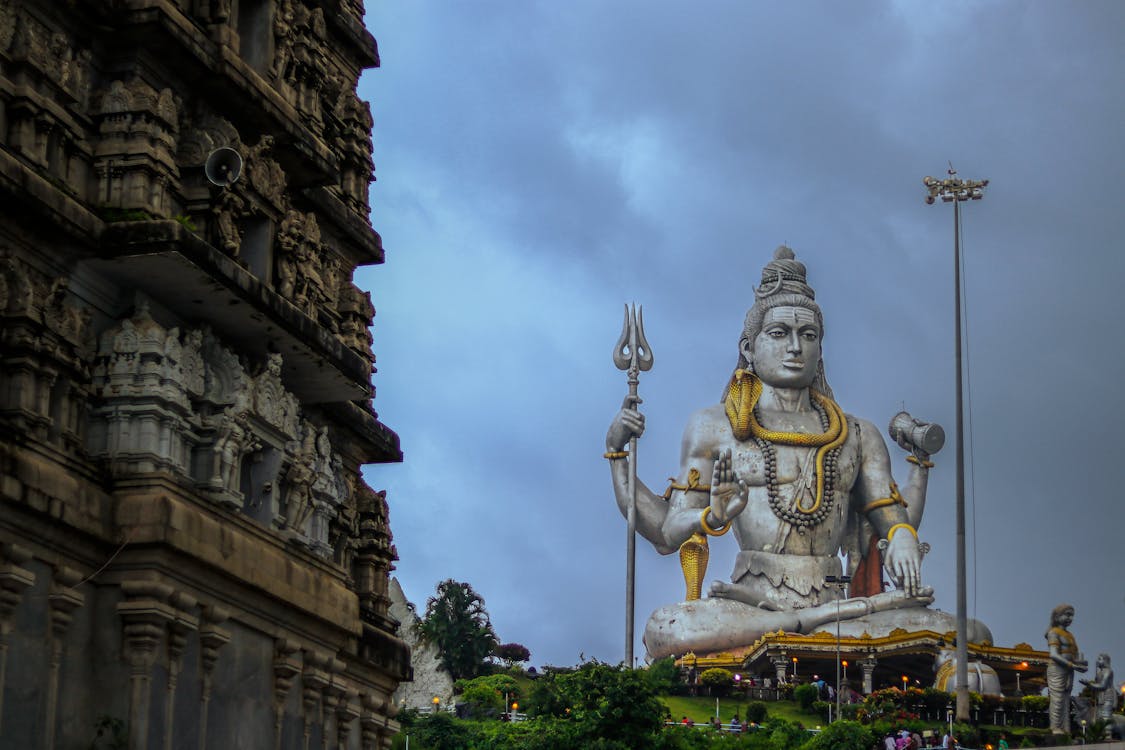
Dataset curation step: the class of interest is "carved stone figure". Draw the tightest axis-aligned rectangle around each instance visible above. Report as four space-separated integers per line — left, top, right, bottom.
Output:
271 0 296 80
1079 653 1115 723
42 277 91 347
245 135 286 207
1045 603 1087 734
283 431 317 532
606 247 985 659
211 409 256 493
275 208 304 298
211 188 244 257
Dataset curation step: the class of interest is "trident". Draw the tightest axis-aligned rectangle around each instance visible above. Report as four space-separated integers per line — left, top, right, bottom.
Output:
613 303 653 667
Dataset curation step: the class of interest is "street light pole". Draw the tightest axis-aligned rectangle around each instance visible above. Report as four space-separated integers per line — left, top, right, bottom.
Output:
825 574 851 722
923 167 987 723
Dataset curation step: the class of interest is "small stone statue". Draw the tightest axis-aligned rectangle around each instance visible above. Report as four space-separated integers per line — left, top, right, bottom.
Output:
1079 653 1115 722
211 409 256 493
1045 603 1087 734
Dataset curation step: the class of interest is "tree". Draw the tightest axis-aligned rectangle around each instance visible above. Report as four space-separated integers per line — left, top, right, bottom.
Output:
645 656 681 694
494 642 531 669
526 660 669 747
700 667 734 696
418 579 499 680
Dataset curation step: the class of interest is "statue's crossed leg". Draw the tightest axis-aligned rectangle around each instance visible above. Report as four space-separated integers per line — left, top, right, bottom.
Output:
644 587 934 660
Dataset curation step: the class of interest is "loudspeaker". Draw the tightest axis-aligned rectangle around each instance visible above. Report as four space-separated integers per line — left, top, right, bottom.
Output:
204 147 243 187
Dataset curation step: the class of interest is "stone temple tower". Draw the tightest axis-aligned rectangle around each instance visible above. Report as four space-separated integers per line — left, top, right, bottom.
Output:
0 1 409 747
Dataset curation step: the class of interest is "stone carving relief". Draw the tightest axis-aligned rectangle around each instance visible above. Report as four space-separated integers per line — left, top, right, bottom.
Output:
87 311 308 517
0 254 92 450
272 1 328 123
280 421 347 557
337 94 375 214
207 407 259 495
0 250 37 319
253 353 300 438
244 135 287 210
352 483 397 624
274 209 343 322
210 188 246 257
93 78 181 214
0 0 16 53
4 11 92 107
88 302 202 475
177 111 241 168
337 284 375 365
43 278 92 350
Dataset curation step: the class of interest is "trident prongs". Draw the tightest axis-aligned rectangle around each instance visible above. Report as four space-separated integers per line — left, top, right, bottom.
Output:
613 303 654 374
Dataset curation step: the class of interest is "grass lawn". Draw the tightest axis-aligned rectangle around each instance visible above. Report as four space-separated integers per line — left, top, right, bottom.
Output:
661 694 826 728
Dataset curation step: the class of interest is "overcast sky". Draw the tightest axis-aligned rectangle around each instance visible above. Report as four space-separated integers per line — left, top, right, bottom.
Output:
355 1 1125 679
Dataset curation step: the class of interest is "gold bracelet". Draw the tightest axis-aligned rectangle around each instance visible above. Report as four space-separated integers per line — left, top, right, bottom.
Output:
700 508 733 537
907 455 935 469
604 450 629 460
887 523 918 543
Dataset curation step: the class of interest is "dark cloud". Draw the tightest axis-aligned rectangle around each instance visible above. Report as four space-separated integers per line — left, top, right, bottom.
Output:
359 0 1125 675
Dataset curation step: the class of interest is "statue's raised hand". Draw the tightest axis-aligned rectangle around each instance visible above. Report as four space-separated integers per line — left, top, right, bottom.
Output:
883 529 923 597
606 394 645 452
708 449 748 526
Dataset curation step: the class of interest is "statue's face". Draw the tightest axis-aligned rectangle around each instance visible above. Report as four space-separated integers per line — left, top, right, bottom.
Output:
744 306 822 389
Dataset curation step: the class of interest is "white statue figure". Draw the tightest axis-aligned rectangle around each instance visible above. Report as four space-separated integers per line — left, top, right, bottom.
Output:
606 247 983 660
211 409 256 492
1045 603 1087 734
1079 653 1115 723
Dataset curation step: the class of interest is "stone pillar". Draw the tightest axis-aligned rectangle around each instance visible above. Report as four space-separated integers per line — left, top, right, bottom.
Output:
302 650 330 750
198 605 230 750
164 592 199 750
273 639 301 750
336 691 359 750
861 657 879 695
117 580 176 750
45 566 85 750
320 679 342 750
359 694 391 750
0 544 36 737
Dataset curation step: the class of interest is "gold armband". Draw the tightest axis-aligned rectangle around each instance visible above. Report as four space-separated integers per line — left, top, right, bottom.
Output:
906 455 935 469
887 523 918 543
862 481 907 513
604 450 629 460
700 508 732 537
662 467 711 499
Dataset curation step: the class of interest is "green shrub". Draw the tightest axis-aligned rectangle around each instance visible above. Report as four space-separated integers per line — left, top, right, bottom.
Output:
647 656 682 694
794 683 819 710
799 719 875 750
746 701 769 723
766 718 809 750
1021 695 1049 712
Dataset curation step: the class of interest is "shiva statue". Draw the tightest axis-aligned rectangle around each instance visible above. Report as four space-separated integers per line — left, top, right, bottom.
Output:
606 246 991 659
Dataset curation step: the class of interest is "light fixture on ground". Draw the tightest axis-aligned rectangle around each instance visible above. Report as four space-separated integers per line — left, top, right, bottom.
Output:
923 166 988 722
825 574 851 721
